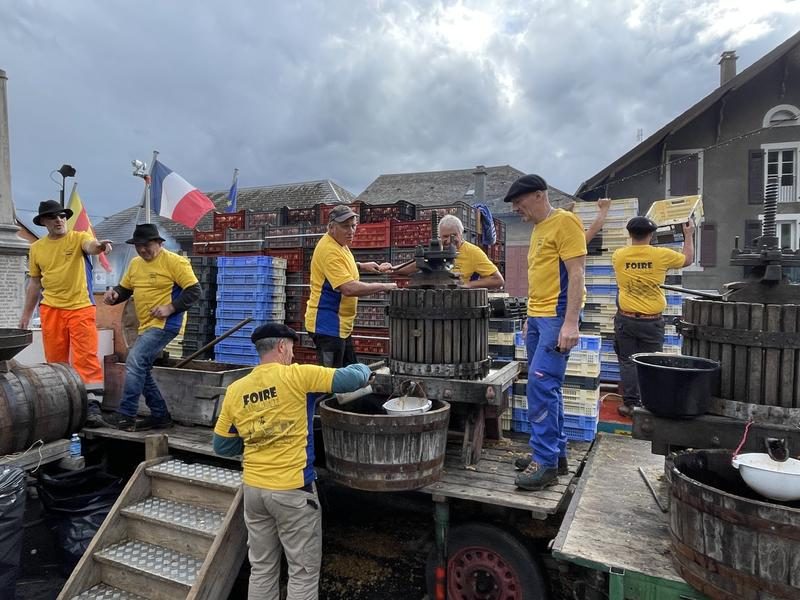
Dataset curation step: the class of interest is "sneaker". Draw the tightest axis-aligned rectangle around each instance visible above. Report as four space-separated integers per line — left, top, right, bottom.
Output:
515 460 558 491
84 412 107 428
104 412 139 432
515 455 569 476
617 403 639 418
136 414 173 430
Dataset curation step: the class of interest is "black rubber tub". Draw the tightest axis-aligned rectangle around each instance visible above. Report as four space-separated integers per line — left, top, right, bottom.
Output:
631 353 720 418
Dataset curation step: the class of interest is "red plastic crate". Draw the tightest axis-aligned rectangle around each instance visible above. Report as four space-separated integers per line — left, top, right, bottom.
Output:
246 209 287 228
293 346 318 364
393 277 410 288
225 227 265 253
213 210 246 231
317 201 365 225
304 224 327 248
416 202 477 232
285 206 317 225
361 201 416 223
391 220 431 247
351 221 391 249
263 225 304 248
263 248 304 272
193 229 225 255
488 243 506 263
352 328 389 355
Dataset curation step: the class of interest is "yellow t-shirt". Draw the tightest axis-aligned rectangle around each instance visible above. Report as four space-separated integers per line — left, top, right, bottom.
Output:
612 245 686 314
28 231 95 310
453 241 499 285
527 209 587 317
304 233 359 338
214 362 335 489
120 249 198 333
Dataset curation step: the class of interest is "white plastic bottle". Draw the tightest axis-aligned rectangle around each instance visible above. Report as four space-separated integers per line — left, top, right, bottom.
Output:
69 433 82 458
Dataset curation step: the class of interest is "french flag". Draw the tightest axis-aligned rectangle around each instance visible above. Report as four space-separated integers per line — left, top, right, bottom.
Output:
150 160 216 229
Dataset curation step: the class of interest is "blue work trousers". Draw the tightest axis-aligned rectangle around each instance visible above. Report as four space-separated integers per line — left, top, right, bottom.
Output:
525 316 569 468
118 327 176 418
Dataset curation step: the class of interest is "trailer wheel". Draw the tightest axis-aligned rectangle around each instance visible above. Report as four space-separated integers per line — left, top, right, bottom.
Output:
426 522 548 600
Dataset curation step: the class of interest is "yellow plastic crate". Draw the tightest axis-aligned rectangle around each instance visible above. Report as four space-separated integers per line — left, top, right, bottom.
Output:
566 361 601 377
645 195 703 227
563 393 601 416
562 386 601 408
512 394 528 409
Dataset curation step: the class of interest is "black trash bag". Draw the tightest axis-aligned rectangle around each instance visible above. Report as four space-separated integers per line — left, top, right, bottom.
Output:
0 467 26 600
36 465 123 574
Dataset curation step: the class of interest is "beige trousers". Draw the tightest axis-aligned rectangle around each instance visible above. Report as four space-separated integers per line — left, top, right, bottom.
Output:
243 483 322 600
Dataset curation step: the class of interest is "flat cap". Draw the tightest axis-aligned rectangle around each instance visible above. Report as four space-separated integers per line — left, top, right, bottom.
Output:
251 322 300 344
329 204 359 223
503 174 548 203
626 216 658 233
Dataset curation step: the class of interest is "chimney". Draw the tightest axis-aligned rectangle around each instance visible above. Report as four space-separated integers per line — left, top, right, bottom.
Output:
719 51 738 86
473 165 487 203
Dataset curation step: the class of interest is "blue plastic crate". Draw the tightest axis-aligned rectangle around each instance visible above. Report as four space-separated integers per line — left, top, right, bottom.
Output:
215 337 257 353
564 414 598 430
216 285 286 302
664 334 682 347
215 320 258 337
666 293 683 306
564 424 597 442
585 265 614 276
214 349 259 366
586 284 618 296
217 272 287 287
217 297 278 313
512 419 531 434
217 255 287 269
216 306 285 322
511 408 527 422
575 335 602 352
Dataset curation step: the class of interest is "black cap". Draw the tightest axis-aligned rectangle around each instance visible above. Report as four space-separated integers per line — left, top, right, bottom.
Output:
126 223 166 244
251 322 300 344
503 174 548 203
626 216 658 233
33 199 73 226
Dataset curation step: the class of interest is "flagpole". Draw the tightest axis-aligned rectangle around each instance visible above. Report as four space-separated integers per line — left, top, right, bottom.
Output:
227 167 239 213
143 150 158 224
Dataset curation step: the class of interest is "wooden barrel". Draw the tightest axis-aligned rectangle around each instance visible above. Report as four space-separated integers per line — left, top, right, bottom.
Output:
387 287 490 380
666 449 800 600
0 362 86 455
319 397 450 491
680 298 800 426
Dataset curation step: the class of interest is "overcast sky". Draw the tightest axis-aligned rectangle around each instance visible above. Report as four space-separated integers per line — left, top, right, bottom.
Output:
2 1 799 219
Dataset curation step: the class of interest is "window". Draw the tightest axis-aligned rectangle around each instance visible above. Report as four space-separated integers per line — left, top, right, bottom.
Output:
759 143 800 203
762 104 800 128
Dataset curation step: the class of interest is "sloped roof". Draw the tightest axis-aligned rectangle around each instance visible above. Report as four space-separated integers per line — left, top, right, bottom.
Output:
15 208 39 238
95 179 357 240
357 165 578 216
576 30 800 196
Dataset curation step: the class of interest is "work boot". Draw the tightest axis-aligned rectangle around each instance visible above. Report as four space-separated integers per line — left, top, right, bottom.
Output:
515 460 558 491
104 412 140 432
136 413 173 430
84 401 107 428
617 403 640 418
515 455 569 476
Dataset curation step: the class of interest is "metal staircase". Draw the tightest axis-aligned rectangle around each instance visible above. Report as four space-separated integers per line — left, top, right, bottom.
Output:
58 457 247 600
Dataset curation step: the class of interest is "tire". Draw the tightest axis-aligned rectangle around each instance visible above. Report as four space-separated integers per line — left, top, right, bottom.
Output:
425 522 549 600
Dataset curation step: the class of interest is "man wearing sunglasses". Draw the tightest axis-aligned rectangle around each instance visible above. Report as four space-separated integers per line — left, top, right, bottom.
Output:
20 199 114 427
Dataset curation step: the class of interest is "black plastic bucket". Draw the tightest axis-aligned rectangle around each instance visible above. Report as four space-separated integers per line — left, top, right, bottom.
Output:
631 353 720 418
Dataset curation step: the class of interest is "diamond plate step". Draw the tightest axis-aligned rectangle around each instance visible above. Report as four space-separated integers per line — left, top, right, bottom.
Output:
95 540 202 587
122 497 224 536
146 459 242 490
71 583 148 599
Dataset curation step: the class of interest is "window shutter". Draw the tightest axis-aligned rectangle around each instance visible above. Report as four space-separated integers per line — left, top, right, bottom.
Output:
699 223 717 267
748 150 764 205
668 153 699 196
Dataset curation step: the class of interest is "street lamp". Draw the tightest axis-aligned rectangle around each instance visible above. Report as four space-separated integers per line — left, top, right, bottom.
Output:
55 164 76 208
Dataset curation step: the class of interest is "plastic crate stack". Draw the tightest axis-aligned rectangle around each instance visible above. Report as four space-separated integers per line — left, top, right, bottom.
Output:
213 256 287 366
181 256 218 360
489 318 523 362
508 335 602 441
573 198 639 383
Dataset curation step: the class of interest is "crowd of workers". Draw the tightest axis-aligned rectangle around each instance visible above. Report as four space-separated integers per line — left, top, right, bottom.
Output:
20 173 693 598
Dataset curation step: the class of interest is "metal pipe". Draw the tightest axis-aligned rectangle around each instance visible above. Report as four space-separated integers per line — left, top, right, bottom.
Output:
175 317 253 368
659 284 723 300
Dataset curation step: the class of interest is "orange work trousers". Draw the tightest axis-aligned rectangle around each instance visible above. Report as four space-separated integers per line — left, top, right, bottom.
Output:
39 304 103 388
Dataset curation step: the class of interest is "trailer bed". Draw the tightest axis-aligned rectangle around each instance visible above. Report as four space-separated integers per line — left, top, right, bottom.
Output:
84 425 590 518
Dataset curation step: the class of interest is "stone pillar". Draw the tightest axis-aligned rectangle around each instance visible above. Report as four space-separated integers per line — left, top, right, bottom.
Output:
0 69 31 328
